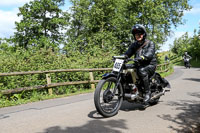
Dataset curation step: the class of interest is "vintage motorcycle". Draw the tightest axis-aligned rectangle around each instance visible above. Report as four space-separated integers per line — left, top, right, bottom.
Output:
94 55 170 117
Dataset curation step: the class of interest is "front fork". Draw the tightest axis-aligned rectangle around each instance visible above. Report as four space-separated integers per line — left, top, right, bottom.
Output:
103 74 122 103
112 73 123 97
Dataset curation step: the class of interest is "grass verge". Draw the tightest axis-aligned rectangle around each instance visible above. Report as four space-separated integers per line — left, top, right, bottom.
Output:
0 88 95 108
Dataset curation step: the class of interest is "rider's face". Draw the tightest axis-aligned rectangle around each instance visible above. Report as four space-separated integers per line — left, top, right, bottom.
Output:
135 33 144 41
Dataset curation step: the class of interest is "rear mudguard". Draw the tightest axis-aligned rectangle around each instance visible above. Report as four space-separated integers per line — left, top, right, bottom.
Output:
155 72 171 88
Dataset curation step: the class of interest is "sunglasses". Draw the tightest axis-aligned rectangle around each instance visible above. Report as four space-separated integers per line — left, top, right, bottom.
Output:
134 33 143 36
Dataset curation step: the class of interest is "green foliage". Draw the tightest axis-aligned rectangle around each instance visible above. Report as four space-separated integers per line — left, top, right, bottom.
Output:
190 59 200 67
12 0 70 50
65 0 191 55
0 47 114 107
0 47 113 91
170 28 200 67
171 32 191 55
160 63 174 77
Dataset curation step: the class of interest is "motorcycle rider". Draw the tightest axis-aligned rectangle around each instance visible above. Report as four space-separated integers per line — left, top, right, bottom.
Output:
183 51 192 68
124 24 157 103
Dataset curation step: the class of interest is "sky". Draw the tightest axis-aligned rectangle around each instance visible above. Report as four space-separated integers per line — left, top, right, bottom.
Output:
0 0 200 51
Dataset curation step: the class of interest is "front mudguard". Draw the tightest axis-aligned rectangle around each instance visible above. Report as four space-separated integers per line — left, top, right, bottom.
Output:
102 73 117 79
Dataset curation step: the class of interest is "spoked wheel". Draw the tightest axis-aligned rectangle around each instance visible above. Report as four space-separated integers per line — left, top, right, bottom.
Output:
94 77 123 117
149 76 162 106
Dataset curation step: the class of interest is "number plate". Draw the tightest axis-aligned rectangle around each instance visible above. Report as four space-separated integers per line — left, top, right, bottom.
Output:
113 59 124 72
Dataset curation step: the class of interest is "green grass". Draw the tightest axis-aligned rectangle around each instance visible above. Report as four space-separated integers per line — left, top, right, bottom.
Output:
0 88 95 108
190 59 200 67
160 64 174 78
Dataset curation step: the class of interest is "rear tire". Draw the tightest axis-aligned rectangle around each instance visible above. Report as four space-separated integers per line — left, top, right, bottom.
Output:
149 76 161 105
94 77 123 117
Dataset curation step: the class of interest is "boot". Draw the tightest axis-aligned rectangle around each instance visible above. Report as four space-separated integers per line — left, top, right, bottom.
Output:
143 76 151 103
144 91 151 103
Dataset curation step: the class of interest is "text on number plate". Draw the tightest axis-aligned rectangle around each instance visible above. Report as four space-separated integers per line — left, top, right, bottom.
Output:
113 59 124 72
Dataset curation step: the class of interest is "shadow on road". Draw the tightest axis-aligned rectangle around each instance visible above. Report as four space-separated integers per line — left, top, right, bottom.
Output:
40 119 127 133
88 101 147 119
0 114 10 119
87 102 146 120
87 110 106 119
158 92 200 133
120 101 147 111
183 78 200 82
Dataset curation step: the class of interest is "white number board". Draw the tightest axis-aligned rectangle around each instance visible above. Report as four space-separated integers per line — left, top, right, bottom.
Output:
113 59 124 72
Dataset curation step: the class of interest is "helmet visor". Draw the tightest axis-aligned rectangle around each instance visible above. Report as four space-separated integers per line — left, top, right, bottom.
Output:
132 28 144 35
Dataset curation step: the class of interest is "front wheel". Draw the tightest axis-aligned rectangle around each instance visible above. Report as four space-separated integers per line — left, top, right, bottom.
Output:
94 77 123 117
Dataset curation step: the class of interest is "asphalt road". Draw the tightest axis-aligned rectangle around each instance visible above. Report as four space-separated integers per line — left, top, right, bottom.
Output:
0 66 200 133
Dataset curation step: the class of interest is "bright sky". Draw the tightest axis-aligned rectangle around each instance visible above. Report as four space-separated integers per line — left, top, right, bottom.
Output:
0 0 71 38
161 0 200 51
0 0 200 51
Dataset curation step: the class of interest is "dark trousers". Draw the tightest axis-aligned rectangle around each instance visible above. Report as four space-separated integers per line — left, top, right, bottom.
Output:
137 65 156 93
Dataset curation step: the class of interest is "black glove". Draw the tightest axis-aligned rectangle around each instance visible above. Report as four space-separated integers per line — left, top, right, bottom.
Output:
134 56 143 63
120 54 128 59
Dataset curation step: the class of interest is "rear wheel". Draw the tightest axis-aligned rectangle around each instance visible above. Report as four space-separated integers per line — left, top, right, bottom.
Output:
94 77 123 117
149 76 161 105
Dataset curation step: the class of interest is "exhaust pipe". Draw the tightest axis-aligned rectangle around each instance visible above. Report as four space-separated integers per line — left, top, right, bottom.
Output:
124 93 138 100
151 90 165 100
125 89 167 101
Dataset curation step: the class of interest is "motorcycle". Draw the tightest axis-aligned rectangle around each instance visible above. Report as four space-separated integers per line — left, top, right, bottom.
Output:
94 55 170 117
184 58 191 68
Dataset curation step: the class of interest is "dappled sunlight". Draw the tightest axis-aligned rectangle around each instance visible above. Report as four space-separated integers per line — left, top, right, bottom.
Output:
158 92 200 133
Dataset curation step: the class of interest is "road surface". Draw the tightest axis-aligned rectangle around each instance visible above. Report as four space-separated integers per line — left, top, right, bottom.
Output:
0 66 200 133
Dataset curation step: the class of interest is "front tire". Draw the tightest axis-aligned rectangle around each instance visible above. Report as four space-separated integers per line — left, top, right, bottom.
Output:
94 77 123 117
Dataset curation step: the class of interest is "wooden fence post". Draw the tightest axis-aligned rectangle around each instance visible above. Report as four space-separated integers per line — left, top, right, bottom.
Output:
160 65 162 72
46 74 53 95
0 66 171 95
89 72 95 89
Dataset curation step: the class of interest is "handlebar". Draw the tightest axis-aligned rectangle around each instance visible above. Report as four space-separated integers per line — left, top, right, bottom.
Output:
112 55 141 68
112 55 128 59
112 55 135 63
111 55 140 70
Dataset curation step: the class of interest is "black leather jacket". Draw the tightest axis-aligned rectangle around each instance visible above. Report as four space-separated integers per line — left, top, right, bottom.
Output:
183 54 192 61
124 40 157 66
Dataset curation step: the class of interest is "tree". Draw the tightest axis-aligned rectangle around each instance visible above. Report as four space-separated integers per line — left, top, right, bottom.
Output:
171 29 200 61
65 0 191 55
171 32 191 55
65 0 121 56
12 0 70 50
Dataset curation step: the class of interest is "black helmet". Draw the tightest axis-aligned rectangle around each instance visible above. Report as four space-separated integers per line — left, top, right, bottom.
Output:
131 24 147 39
184 51 188 55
